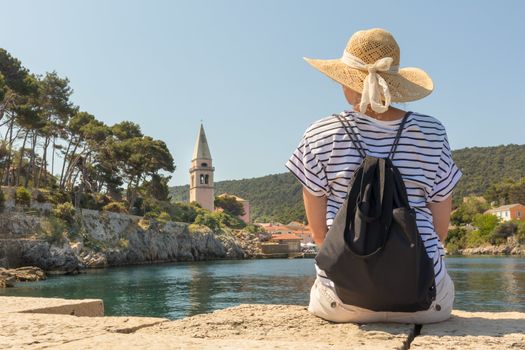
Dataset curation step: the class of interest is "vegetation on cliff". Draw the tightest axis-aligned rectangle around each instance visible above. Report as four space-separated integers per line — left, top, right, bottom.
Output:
446 194 525 254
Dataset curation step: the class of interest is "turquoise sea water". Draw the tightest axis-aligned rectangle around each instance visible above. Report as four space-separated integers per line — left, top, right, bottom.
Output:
1 257 524 320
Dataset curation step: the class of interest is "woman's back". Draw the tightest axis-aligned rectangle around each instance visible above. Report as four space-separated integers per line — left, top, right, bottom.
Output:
285 110 462 285
290 28 462 323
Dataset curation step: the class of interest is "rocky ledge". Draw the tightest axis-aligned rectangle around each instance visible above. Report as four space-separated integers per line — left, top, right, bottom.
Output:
460 244 525 256
0 210 248 273
0 266 45 287
0 296 523 349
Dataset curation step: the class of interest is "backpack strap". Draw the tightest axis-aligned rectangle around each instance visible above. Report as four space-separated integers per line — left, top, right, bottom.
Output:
387 111 412 159
336 114 366 158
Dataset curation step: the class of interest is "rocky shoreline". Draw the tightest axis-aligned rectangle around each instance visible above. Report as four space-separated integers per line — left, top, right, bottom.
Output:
0 209 253 275
459 244 525 256
0 266 46 287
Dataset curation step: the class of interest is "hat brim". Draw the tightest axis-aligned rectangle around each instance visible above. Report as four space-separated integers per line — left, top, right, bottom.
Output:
304 57 433 103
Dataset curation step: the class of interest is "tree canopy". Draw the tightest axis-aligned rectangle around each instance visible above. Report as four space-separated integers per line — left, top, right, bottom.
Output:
0 48 175 214
214 194 245 216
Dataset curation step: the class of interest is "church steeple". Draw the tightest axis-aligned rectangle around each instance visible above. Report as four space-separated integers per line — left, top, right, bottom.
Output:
192 124 212 160
189 124 214 211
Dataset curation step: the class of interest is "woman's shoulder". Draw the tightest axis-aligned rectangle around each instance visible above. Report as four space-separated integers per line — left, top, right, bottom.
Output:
408 112 447 134
302 112 348 141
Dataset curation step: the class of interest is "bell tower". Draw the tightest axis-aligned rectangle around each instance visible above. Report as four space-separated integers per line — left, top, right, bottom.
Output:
189 124 214 211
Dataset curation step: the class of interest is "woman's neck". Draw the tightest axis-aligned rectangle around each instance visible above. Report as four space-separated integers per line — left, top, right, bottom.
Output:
354 106 407 121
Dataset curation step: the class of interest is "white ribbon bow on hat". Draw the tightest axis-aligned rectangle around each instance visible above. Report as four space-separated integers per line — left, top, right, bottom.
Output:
341 51 399 114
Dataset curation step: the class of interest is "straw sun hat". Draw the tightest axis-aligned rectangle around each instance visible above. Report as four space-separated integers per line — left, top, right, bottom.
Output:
304 28 433 113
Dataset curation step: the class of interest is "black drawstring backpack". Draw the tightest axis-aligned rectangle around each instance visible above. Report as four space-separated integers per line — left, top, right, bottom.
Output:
315 112 436 312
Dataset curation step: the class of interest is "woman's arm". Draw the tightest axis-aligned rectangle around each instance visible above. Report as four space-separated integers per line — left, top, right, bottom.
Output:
426 195 453 242
303 188 328 246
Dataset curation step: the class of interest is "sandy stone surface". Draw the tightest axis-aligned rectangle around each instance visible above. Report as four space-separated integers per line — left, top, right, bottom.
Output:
52 333 389 350
0 296 103 316
1 297 525 350
138 304 414 349
0 312 169 349
411 310 525 350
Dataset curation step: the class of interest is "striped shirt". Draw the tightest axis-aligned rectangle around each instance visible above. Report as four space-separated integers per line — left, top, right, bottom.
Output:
285 110 462 285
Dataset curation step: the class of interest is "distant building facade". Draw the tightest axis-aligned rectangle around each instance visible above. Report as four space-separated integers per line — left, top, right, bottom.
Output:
485 203 525 222
270 233 302 252
260 222 313 244
189 124 214 211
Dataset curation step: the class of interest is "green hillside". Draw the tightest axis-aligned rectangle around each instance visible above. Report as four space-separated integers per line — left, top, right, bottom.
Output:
452 144 525 199
170 144 525 223
170 173 305 223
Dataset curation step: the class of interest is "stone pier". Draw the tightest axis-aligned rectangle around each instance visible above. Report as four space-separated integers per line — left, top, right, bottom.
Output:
0 296 523 349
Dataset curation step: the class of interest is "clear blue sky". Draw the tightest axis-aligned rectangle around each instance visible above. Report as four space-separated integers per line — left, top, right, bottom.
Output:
1 0 524 186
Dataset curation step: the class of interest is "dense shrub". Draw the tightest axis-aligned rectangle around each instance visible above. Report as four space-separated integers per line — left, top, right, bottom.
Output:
214 195 245 216
472 214 499 235
194 211 223 231
15 186 31 207
516 221 525 243
451 198 490 226
49 190 70 205
169 202 200 223
466 230 491 248
102 201 128 213
243 224 266 234
157 211 171 223
219 211 246 229
78 192 111 210
129 196 144 216
492 221 518 244
192 209 246 231
53 202 76 225
40 216 67 243
0 188 5 211
445 227 468 253
35 189 51 203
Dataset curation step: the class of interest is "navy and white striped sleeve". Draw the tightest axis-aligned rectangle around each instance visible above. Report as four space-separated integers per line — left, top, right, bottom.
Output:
285 135 329 197
427 133 462 203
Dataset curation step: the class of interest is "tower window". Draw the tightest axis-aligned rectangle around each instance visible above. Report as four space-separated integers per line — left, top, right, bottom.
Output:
205 174 209 184
201 162 208 167
200 174 205 184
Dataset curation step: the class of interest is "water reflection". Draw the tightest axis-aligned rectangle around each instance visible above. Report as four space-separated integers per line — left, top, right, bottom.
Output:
446 257 525 312
1 257 523 319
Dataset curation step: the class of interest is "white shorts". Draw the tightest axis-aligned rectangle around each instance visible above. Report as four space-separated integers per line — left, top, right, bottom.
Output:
308 273 455 324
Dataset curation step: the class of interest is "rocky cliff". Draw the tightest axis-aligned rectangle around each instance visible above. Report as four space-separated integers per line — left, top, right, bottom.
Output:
0 209 246 273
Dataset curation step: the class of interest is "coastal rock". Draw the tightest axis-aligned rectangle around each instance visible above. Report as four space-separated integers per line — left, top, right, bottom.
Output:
0 266 45 287
0 266 46 282
461 244 525 256
0 211 43 239
21 240 83 273
0 275 15 287
78 251 108 268
0 210 248 272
